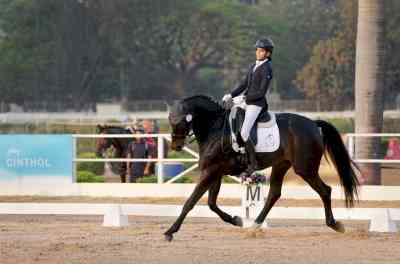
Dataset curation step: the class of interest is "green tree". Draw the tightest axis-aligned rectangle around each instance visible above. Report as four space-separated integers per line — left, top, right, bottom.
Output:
294 0 357 110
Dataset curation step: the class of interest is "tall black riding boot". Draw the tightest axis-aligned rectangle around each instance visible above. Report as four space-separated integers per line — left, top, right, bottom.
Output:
239 140 258 178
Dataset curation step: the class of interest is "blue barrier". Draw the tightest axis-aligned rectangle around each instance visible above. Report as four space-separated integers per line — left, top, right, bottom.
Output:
157 162 184 179
0 135 73 183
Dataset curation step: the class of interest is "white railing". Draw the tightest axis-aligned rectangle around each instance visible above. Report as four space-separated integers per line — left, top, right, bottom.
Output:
347 133 400 164
73 132 400 184
73 134 200 184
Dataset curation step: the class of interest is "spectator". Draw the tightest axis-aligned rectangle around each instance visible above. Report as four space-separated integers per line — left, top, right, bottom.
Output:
126 128 152 182
143 119 155 144
142 119 157 174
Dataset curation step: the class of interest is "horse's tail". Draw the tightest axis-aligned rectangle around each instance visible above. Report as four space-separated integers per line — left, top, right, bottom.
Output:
315 120 360 208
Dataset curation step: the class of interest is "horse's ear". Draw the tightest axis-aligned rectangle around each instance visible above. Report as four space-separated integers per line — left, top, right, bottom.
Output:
176 101 185 114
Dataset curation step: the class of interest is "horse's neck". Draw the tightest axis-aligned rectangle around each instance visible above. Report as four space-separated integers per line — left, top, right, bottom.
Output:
112 137 130 157
182 96 226 149
192 112 226 146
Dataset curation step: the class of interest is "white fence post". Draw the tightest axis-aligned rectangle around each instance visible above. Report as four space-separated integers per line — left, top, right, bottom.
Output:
72 136 77 183
102 204 129 227
369 209 398 233
157 135 164 183
348 135 354 159
345 133 400 163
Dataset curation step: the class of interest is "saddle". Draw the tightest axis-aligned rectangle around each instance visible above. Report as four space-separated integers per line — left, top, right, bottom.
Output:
231 108 272 145
229 96 279 153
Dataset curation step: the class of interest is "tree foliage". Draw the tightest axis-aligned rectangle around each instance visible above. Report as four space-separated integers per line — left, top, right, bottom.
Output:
295 0 400 109
0 0 399 111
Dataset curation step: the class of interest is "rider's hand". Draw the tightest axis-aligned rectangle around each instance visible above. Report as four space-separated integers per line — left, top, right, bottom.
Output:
222 94 232 102
222 94 233 110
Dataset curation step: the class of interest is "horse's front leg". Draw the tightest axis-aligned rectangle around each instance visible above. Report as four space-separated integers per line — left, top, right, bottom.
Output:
208 177 243 227
164 171 214 241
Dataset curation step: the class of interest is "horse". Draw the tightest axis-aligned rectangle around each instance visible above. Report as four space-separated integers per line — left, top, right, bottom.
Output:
95 125 134 183
164 95 360 241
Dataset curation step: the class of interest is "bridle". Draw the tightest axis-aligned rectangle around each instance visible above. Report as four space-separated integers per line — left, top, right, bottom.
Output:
170 114 195 145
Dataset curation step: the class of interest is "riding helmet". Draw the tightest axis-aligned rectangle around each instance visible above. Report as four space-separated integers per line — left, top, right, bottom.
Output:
255 37 274 53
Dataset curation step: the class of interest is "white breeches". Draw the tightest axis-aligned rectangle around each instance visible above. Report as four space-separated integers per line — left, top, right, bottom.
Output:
240 104 262 142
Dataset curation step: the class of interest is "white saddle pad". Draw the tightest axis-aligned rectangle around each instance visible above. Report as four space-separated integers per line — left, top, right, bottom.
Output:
254 122 280 152
229 96 280 153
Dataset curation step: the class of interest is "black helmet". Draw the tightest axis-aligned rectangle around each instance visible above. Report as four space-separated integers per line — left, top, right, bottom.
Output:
255 37 274 52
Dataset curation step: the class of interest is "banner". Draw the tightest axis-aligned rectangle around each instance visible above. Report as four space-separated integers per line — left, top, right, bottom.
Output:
0 135 73 183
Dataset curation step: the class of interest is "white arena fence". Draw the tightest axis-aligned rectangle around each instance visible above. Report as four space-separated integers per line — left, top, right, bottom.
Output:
347 133 400 164
73 133 242 184
74 133 200 184
73 132 400 183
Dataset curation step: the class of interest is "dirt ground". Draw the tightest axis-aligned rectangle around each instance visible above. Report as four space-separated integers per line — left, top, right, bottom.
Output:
0 215 399 264
1 170 400 264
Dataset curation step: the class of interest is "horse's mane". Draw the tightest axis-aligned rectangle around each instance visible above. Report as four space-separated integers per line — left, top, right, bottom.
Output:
179 95 229 142
181 95 223 113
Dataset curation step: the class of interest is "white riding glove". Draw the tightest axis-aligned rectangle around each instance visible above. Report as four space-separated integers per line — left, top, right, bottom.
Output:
222 94 232 102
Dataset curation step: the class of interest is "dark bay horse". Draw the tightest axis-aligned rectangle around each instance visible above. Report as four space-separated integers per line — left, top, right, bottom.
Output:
165 95 360 241
95 125 133 182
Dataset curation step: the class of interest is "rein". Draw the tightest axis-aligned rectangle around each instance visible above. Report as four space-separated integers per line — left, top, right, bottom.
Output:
220 110 231 154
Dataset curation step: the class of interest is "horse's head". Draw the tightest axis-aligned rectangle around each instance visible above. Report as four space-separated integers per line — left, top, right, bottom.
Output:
95 125 113 157
168 101 193 151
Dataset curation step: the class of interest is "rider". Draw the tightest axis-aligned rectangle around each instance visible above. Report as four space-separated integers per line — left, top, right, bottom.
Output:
222 37 274 177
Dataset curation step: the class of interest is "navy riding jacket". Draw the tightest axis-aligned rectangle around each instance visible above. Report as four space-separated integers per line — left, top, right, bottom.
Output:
230 58 273 109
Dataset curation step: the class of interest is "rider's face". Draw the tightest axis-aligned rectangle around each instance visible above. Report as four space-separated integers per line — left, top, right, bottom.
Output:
256 48 269 61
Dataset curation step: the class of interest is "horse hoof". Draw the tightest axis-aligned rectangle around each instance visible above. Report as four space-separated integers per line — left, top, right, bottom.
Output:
251 222 262 229
331 221 345 233
233 216 243 227
164 233 174 242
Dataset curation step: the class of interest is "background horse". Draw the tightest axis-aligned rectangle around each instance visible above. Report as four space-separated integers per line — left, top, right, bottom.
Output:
95 124 169 182
165 95 360 241
95 125 133 182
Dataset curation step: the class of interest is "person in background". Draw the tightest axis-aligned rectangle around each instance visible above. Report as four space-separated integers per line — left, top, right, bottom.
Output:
126 128 152 182
142 119 157 175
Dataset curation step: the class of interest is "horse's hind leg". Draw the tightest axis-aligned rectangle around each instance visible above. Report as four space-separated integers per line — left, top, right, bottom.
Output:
298 171 345 233
208 177 243 227
164 176 213 241
119 163 127 183
253 161 291 228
